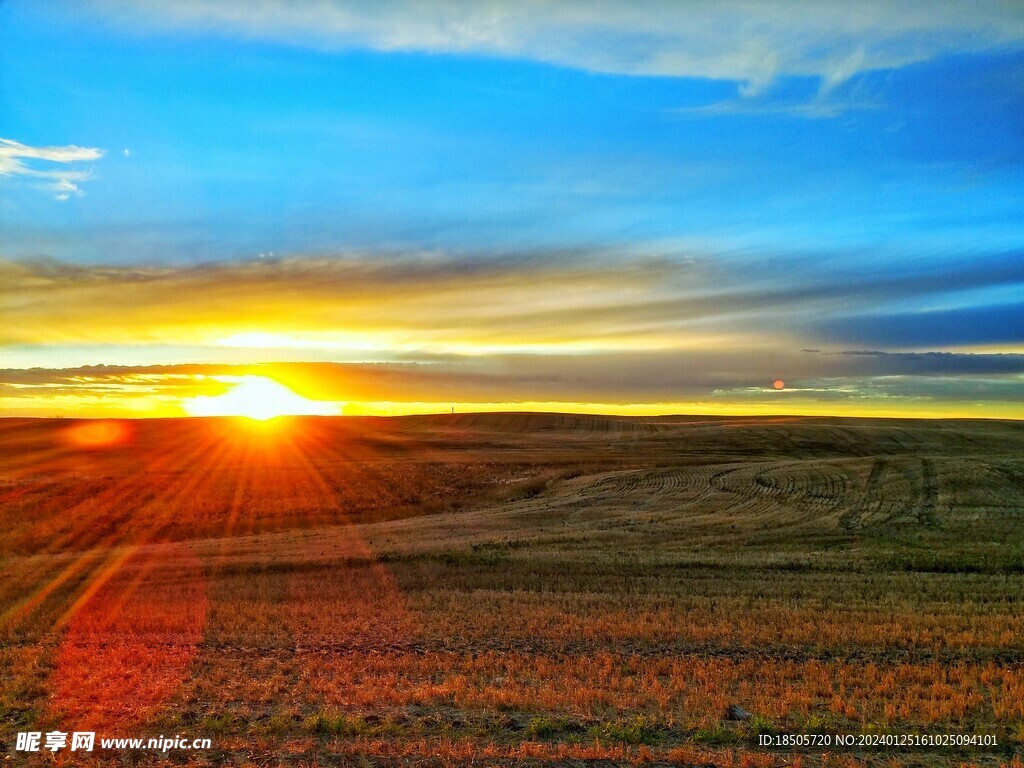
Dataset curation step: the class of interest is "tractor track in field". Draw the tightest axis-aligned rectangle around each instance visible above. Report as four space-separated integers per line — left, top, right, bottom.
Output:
579 461 855 511
581 458 948 533
841 458 889 531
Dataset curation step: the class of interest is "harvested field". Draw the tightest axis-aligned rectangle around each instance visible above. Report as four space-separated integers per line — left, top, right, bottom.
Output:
1 414 1023 766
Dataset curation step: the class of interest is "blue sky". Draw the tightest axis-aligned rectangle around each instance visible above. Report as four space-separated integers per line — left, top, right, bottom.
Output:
1 1 1023 417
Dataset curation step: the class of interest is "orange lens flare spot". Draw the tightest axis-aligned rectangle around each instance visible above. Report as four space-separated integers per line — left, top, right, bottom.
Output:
64 420 132 449
773 379 785 390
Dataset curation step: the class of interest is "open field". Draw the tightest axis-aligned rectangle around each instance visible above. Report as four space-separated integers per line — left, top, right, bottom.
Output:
1 414 1023 767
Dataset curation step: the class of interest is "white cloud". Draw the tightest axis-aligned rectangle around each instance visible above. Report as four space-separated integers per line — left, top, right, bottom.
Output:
0 138 105 200
85 0 1024 92
672 96 882 120
52 179 79 202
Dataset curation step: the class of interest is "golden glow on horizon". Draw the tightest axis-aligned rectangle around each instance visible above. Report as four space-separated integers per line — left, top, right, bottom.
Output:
0 368 1020 422
182 376 340 420
2 393 1020 420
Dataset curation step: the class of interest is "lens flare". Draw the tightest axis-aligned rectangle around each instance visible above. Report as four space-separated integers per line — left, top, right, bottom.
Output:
64 420 131 449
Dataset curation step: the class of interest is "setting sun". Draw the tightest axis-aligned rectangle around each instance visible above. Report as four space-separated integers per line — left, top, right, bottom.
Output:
183 376 339 420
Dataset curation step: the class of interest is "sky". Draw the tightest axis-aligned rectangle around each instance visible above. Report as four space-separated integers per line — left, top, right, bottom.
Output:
1 0 1023 418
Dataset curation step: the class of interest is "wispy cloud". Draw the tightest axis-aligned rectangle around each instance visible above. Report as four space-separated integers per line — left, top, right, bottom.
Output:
84 1 1024 93
672 96 881 121
0 138 105 200
1 249 1021 355
0 253 708 353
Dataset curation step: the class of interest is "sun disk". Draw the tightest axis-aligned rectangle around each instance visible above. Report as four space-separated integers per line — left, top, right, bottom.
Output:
183 376 339 420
